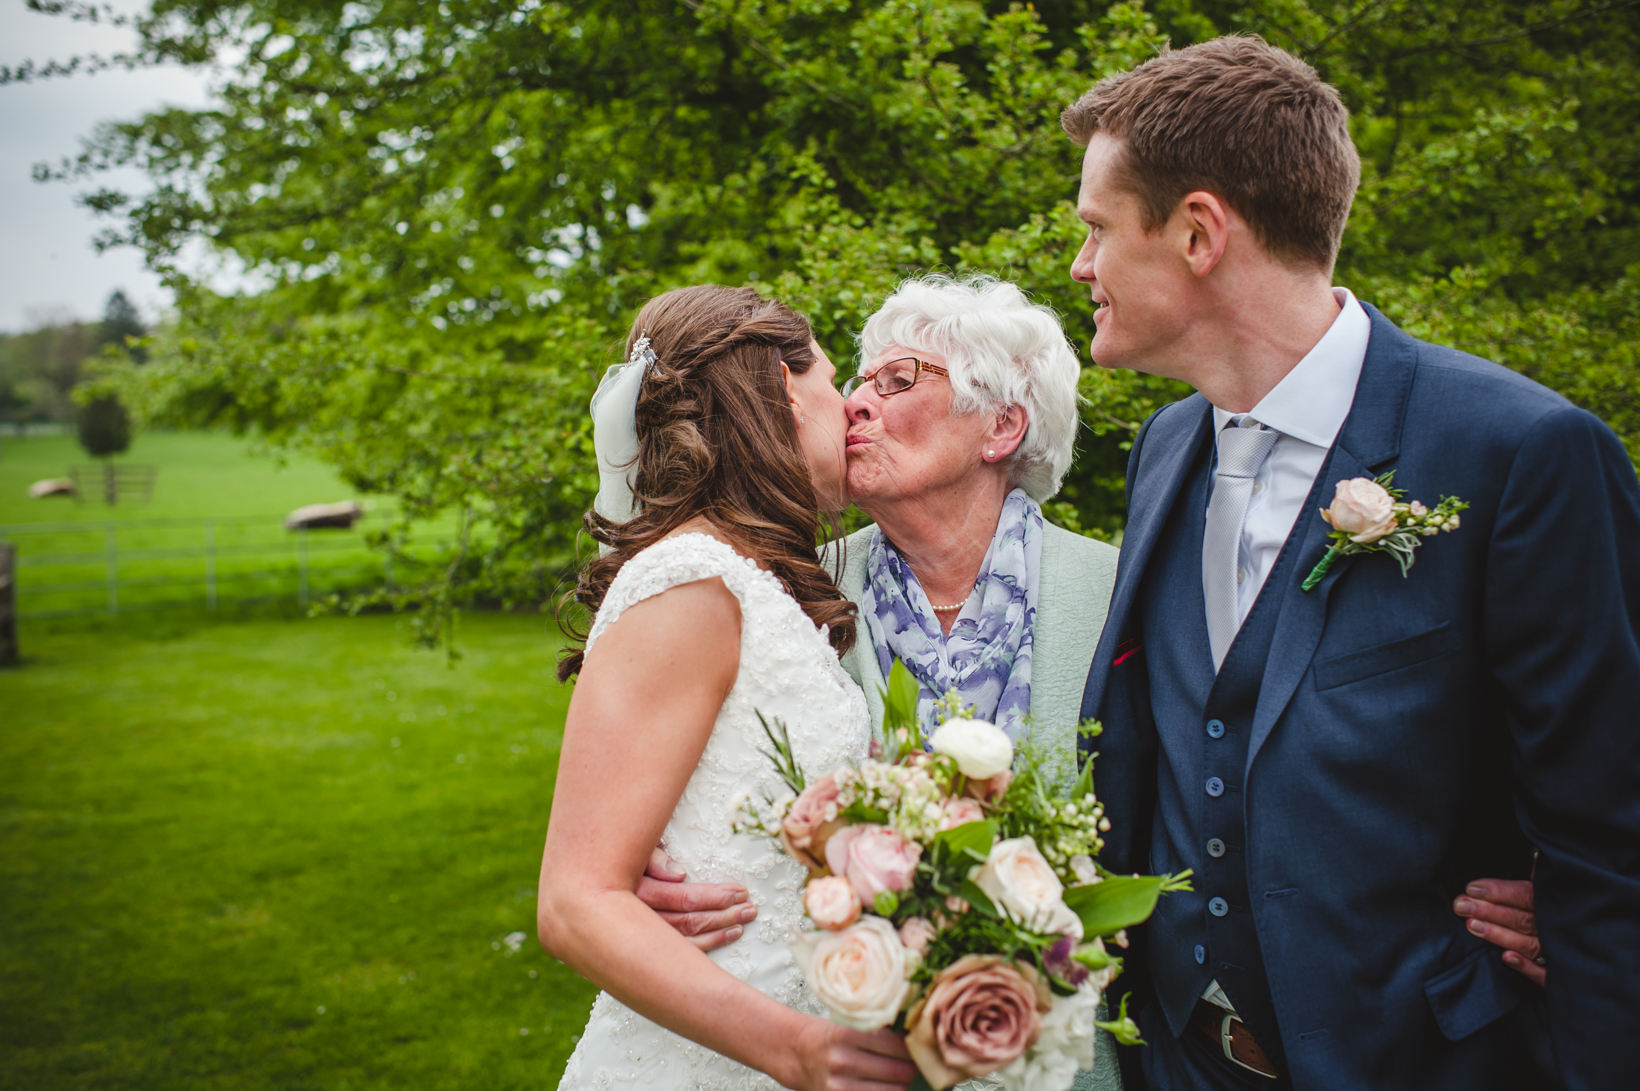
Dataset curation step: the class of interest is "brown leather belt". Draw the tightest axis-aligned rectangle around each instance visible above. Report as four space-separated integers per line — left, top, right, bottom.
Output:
1189 1000 1281 1079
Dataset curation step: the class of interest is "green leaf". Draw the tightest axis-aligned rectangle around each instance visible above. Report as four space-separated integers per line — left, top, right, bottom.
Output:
1065 872 1191 936
873 890 900 916
883 659 921 735
957 879 1000 918
932 819 995 863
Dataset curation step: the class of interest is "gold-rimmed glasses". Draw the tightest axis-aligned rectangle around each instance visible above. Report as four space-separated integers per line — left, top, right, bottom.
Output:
841 357 950 398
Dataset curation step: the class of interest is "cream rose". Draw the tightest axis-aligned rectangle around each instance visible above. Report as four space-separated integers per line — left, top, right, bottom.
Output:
972 837 1082 937
805 876 862 931
929 718 1014 779
1322 478 1398 543
791 916 912 1031
905 955 1049 1089
825 824 922 903
781 773 842 870
939 797 986 831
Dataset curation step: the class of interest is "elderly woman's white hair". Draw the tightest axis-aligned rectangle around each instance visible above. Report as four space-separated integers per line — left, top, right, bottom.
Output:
857 273 1082 502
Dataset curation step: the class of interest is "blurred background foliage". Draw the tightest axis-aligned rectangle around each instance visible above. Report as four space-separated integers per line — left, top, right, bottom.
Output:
14 0 1637 634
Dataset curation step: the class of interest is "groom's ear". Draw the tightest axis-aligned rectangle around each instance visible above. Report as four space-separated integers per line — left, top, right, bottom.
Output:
1178 190 1232 278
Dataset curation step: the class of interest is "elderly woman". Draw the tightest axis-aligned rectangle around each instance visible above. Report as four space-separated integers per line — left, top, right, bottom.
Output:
827 275 1115 786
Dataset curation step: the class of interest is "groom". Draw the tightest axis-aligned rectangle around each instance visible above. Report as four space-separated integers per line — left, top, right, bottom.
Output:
1069 36 1640 1091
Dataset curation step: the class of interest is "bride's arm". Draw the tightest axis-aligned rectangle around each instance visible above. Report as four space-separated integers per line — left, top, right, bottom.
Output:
539 577 913 1091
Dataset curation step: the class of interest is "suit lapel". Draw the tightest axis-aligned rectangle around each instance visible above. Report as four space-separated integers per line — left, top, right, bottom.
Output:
1246 305 1416 771
1084 396 1213 718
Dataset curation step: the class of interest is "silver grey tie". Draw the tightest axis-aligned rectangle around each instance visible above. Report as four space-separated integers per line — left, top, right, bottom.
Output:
1203 419 1279 671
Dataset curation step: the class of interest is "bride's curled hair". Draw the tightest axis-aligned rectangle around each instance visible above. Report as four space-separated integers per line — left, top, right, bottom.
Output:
557 285 856 681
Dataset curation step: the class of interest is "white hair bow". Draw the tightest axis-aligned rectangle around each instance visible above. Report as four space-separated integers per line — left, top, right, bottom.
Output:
590 334 657 525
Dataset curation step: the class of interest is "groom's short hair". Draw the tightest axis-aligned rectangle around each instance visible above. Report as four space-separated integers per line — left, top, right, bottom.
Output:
1061 35 1360 270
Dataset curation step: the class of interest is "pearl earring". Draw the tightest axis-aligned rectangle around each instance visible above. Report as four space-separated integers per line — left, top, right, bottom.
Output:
987 449 996 459
800 414 805 424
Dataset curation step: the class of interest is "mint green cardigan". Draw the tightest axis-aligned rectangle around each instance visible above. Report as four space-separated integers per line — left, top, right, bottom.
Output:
823 522 1120 792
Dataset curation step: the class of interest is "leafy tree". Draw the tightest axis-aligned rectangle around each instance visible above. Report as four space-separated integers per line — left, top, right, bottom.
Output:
97 289 148 362
14 0 1636 642
76 393 131 460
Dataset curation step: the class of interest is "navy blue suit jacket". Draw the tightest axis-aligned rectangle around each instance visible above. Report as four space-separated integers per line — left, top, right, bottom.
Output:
1080 305 1640 1089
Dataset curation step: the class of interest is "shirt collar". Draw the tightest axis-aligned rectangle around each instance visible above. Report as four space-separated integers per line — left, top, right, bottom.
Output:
1211 286 1371 449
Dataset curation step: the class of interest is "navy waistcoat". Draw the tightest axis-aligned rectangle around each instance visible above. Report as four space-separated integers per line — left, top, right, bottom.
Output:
1138 425 1338 1071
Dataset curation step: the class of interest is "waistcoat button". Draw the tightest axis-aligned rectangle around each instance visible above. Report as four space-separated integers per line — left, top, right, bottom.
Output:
1209 897 1229 917
1194 944 1206 965
1206 719 1226 739
1205 776 1225 797
1207 838 1226 857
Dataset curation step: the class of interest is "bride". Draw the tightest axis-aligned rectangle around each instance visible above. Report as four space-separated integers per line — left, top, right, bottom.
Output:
539 285 918 1091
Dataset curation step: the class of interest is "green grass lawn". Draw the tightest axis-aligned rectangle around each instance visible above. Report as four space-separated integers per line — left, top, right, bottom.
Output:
0 433 459 618
0 431 364 525
0 611 597 1090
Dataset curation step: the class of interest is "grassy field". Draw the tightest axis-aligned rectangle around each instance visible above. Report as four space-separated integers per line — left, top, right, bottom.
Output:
0 431 362 525
0 433 455 618
0 610 597 1090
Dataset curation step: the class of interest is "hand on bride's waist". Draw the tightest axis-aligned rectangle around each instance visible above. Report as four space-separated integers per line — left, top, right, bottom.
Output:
640 844 758 952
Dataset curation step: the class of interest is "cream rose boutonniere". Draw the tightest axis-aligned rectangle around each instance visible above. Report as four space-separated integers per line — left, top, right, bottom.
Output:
1303 471 1469 591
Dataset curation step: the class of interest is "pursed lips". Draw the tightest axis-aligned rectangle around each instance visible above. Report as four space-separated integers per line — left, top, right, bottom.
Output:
845 431 873 450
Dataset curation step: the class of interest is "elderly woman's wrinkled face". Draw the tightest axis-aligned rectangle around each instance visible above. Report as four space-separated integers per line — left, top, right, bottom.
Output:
843 346 999 511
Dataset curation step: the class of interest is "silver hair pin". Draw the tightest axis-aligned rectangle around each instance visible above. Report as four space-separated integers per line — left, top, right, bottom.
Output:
629 332 659 374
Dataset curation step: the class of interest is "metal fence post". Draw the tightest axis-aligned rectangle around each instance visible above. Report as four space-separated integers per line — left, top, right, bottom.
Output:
105 524 119 616
298 526 309 608
205 519 217 611
1 543 17 666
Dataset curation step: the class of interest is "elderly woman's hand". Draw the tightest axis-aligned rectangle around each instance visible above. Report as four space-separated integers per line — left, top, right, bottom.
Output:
1454 877 1544 986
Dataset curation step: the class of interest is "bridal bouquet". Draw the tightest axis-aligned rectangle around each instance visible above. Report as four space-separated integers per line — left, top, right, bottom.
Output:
737 664 1190 1091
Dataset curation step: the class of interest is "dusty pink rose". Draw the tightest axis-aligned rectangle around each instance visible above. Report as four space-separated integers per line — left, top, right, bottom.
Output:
899 916 938 955
1322 478 1398 543
781 773 841 870
964 769 1014 804
826 824 922 903
940 797 986 831
905 955 1050 1090
805 875 862 930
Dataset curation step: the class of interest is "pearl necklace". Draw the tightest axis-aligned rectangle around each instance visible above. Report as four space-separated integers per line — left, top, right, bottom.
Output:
929 592 974 611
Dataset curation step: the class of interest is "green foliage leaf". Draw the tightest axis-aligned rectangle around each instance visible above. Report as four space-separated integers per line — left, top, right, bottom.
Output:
883 660 921 734
957 879 1000 919
932 819 996 864
1065 872 1192 936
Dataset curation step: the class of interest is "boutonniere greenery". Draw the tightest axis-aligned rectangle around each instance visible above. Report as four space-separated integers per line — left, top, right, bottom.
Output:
1302 472 1469 591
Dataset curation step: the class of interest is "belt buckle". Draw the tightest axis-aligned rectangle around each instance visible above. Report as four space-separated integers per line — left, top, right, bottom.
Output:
1219 1011 1279 1080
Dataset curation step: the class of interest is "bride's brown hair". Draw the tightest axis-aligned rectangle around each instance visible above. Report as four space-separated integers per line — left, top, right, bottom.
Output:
556 285 856 681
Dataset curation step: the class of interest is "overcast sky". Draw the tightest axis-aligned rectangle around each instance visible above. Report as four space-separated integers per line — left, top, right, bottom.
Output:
0 1 214 332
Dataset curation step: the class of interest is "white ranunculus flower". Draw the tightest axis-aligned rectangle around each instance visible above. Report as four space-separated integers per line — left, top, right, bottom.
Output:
928 718 1013 779
973 837 1081 937
790 916 911 1031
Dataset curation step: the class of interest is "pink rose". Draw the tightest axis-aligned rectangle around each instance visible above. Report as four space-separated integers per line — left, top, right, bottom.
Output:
1322 478 1398 543
781 773 841 870
899 916 938 955
940 797 986 831
905 955 1049 1090
805 876 862 930
825 824 922 904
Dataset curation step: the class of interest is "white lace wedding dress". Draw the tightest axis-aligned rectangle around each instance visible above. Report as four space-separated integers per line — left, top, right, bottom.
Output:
557 533 872 1091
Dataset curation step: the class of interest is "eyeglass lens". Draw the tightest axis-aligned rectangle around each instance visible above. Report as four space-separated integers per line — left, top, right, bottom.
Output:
843 358 921 398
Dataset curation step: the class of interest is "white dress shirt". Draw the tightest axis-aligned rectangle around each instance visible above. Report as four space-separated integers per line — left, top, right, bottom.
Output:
1207 287 1372 625
1199 286 1370 1016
